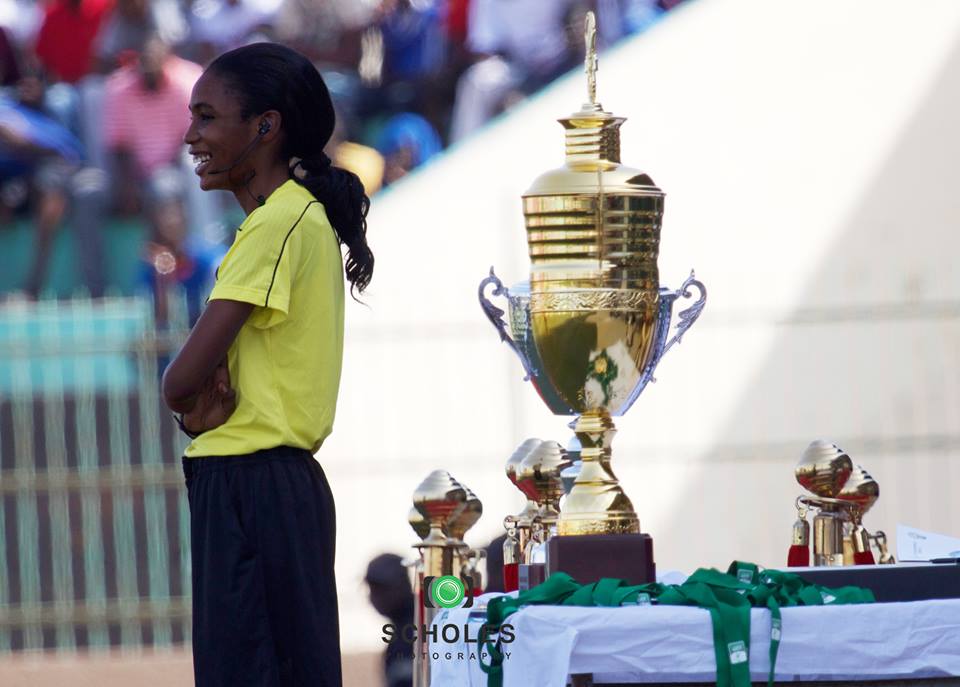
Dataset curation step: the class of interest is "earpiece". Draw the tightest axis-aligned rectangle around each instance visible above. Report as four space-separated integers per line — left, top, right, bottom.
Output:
258 120 272 135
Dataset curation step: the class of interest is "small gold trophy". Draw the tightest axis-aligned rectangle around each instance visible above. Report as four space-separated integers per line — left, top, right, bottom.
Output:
479 12 706 584
410 470 484 687
502 438 544 591
789 440 894 567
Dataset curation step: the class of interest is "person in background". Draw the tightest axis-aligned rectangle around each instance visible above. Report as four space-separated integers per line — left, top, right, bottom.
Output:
138 190 224 328
101 34 200 216
93 0 187 73
0 25 21 87
187 0 280 65
372 0 452 136
0 72 85 298
272 0 372 67
376 0 444 85
449 0 575 142
34 0 113 85
365 553 414 687
327 102 385 195
0 0 43 50
374 111 441 186
69 34 200 292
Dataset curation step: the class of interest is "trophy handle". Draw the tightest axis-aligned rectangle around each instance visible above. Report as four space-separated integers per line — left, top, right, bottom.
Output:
661 271 707 358
649 270 707 381
618 271 706 413
478 267 536 381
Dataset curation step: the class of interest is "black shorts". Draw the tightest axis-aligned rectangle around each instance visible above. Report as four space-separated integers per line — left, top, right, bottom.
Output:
182 446 342 687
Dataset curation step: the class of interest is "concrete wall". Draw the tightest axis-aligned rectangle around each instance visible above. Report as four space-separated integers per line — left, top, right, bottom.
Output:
322 0 960 654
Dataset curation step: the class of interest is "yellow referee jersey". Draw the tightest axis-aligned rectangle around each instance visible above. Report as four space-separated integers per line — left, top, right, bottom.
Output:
185 179 345 457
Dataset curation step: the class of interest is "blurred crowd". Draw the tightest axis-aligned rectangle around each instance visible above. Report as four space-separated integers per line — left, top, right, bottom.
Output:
0 0 684 316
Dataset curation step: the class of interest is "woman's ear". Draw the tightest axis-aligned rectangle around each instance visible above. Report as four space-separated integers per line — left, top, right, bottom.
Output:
259 111 281 140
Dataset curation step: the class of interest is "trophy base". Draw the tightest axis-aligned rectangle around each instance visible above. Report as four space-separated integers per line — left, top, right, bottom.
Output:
546 533 655 585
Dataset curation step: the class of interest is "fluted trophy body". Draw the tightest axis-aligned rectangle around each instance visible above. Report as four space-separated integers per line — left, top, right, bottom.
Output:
525 114 663 535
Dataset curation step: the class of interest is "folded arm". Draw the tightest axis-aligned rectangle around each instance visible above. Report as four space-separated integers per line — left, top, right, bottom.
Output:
162 299 254 413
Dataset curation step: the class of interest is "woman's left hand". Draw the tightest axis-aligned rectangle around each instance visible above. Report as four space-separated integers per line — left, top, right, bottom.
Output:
181 361 236 435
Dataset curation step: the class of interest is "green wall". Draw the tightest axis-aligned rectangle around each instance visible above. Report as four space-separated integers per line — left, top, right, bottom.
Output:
1 219 148 297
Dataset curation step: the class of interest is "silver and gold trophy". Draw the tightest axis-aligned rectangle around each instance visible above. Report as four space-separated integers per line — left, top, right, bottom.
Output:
479 12 706 585
788 440 894 567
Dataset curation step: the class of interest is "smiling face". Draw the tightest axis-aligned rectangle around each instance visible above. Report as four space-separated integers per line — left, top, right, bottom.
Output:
183 70 262 192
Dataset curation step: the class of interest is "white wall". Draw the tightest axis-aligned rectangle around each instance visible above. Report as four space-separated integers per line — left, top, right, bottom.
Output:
322 0 960 652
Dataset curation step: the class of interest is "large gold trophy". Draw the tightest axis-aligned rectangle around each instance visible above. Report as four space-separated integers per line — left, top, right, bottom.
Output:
480 13 706 584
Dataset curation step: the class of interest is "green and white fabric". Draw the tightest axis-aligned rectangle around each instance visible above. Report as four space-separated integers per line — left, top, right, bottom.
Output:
429 564 960 687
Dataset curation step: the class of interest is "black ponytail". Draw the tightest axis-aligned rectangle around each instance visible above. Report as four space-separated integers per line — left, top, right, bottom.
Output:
208 43 374 296
291 155 373 294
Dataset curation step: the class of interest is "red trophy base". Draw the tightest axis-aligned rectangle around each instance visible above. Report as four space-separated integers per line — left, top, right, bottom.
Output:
546 533 656 586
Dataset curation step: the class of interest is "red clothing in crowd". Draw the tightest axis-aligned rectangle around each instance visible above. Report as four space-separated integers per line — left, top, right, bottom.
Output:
35 0 114 83
446 0 470 44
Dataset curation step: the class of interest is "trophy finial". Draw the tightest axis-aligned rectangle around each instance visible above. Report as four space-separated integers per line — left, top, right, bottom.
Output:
408 506 430 541
446 483 483 544
584 11 598 106
795 439 853 498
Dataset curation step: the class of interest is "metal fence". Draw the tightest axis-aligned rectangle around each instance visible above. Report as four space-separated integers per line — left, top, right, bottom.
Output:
0 294 192 653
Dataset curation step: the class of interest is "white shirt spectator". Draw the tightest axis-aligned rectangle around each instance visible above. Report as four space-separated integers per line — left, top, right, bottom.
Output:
0 0 43 45
97 0 189 63
467 0 572 77
189 0 282 52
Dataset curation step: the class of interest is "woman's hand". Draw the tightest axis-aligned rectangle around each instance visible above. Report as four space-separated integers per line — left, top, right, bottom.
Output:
162 299 253 413
181 360 236 435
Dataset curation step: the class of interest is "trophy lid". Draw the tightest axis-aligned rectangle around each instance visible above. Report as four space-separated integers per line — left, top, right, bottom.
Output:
795 440 854 498
446 483 483 542
518 440 570 507
838 464 879 513
408 506 430 540
506 438 543 489
413 469 467 527
524 11 662 198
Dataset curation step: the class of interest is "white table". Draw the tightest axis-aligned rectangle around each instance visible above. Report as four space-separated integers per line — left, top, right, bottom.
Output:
429 597 960 687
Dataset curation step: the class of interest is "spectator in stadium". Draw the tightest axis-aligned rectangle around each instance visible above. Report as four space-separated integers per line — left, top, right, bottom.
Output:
272 0 372 66
374 111 441 186
34 0 112 85
68 34 201 294
0 72 86 298
365 553 414 687
102 34 199 214
449 0 576 141
138 185 224 329
94 0 188 73
377 0 444 85
0 25 21 87
186 0 280 65
164 42 374 687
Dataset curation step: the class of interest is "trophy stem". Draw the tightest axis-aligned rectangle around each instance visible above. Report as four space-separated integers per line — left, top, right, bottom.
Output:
557 410 640 536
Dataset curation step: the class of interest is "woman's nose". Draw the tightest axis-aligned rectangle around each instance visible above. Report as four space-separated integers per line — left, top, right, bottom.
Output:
183 123 198 146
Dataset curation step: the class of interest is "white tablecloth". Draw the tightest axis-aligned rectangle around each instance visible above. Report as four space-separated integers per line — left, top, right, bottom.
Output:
429 598 960 686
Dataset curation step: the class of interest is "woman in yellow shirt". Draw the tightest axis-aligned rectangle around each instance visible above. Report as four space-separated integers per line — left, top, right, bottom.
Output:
162 42 373 687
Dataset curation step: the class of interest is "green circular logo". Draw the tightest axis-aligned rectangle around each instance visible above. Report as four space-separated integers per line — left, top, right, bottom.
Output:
431 576 466 608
